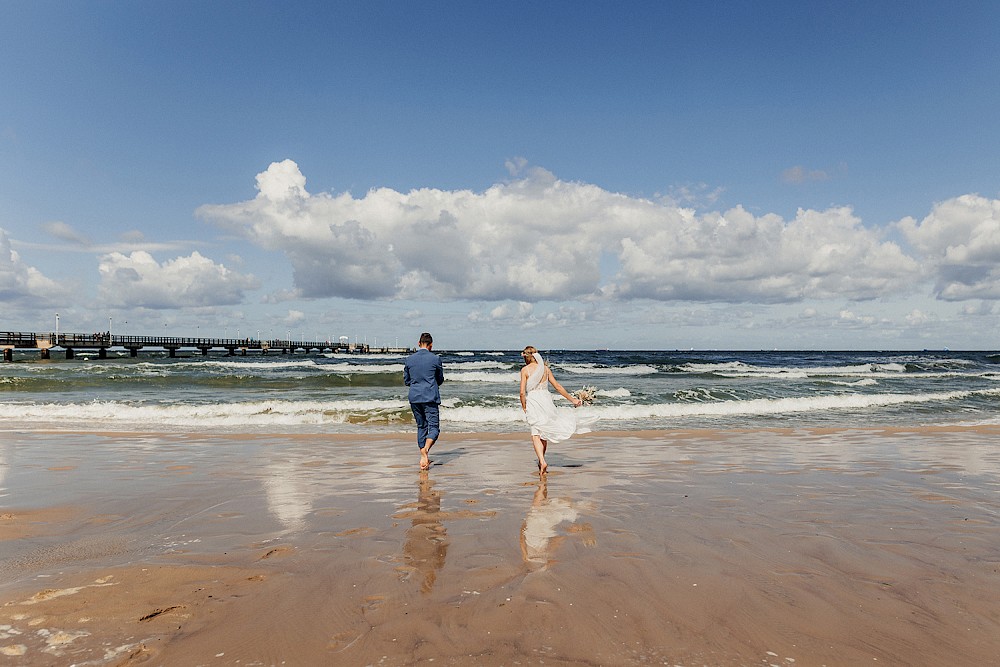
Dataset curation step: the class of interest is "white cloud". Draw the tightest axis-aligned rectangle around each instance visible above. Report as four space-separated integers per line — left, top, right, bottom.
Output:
43 220 91 245
905 309 932 327
781 165 830 184
611 205 920 302
658 182 725 208
200 160 608 302
284 309 305 325
838 309 877 326
897 194 1000 300
199 159 992 307
961 301 993 316
468 301 534 325
257 158 308 201
97 250 259 309
0 228 63 303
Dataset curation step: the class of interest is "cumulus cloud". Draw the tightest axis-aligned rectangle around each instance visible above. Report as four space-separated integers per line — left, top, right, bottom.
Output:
611 205 920 302
0 228 62 303
97 251 259 309
897 194 1000 300
197 159 961 306
199 159 607 302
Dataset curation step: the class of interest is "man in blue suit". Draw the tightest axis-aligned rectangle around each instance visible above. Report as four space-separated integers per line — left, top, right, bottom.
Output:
403 332 445 470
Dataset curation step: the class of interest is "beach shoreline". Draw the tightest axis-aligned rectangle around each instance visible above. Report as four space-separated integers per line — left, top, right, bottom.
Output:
2 426 999 665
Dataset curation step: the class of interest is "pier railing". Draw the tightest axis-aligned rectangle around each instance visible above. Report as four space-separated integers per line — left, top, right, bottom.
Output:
1 331 404 360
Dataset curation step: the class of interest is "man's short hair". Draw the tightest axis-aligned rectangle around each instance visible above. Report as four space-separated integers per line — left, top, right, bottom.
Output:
419 332 433 346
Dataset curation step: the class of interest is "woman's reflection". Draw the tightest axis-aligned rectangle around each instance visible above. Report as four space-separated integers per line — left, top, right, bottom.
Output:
520 478 592 567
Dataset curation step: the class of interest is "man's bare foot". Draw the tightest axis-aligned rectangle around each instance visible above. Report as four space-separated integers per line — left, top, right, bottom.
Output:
419 448 430 470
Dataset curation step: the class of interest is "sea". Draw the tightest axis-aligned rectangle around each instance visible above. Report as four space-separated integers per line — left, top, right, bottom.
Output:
1 349 999 434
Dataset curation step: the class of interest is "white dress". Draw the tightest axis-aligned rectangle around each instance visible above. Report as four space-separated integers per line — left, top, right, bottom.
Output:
524 353 597 443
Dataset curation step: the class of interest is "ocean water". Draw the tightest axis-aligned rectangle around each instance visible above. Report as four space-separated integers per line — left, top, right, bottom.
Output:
1 349 999 434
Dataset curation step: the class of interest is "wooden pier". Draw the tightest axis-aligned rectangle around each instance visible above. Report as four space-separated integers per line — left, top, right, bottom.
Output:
0 331 409 361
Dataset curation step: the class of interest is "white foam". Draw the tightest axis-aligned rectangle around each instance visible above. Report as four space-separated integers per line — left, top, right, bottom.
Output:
446 371 520 383
196 359 320 369
323 362 405 374
446 360 510 370
5 388 998 430
683 360 946 380
560 364 658 376
323 353 407 360
443 387 1000 423
0 398 409 427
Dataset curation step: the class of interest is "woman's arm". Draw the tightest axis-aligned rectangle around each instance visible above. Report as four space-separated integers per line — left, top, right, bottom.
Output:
547 367 582 407
519 367 529 411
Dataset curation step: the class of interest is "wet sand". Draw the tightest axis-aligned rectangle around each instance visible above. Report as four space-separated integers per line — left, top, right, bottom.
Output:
2 426 999 665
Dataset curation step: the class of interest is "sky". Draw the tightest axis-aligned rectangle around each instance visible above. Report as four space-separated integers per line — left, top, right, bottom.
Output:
2 0 1000 350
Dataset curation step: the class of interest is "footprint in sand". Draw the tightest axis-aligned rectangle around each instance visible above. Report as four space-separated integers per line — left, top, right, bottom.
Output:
259 546 294 559
327 630 364 651
138 606 184 622
363 595 385 611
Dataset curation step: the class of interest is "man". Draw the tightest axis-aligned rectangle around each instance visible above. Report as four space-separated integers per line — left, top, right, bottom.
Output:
403 332 444 470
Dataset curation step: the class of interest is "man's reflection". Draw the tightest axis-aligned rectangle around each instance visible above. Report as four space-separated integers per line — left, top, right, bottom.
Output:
399 471 448 593
520 477 590 566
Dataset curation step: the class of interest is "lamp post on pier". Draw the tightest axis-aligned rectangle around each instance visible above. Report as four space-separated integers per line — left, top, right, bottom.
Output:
55 313 59 345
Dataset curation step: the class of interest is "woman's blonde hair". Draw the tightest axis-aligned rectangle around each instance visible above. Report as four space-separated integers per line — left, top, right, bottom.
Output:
521 346 540 363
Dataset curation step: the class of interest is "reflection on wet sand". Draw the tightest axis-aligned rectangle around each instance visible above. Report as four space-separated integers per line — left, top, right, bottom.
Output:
398 471 448 593
263 459 314 532
520 478 593 567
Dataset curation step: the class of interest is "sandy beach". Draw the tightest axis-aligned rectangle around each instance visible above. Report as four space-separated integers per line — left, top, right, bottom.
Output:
2 426 999 666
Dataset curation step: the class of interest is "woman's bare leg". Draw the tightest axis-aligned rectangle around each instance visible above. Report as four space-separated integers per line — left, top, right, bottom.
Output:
532 435 548 474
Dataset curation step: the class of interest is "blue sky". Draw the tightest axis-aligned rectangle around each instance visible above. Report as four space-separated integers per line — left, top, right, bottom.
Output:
2 1 999 350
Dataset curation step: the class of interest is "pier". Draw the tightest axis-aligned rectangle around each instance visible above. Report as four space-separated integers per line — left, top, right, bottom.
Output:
1 331 409 361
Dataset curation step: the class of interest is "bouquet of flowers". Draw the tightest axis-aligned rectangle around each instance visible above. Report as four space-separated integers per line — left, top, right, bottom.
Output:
572 385 598 405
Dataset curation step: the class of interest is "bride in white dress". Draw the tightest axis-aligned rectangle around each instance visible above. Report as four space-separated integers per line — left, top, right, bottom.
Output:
519 346 597 474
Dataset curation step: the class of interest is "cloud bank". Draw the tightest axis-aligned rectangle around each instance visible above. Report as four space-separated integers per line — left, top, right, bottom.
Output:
897 195 1000 300
98 250 258 309
200 159 1000 306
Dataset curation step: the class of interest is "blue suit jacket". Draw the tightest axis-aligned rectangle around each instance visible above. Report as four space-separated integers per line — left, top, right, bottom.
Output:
403 348 444 404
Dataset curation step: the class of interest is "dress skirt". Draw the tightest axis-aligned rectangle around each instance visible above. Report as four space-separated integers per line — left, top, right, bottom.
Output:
525 388 597 443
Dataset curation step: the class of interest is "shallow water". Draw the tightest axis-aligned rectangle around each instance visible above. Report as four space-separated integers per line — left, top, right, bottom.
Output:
2 427 1000 665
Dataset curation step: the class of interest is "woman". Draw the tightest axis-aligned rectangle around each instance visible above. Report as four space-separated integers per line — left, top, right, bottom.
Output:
519 346 596 474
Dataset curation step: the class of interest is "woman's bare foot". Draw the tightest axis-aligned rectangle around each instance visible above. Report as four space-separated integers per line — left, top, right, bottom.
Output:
539 461 548 475
419 447 430 470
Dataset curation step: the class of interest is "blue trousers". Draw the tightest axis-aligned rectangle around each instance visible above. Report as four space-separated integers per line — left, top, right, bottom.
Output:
410 402 440 448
